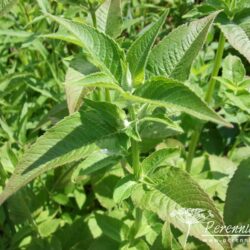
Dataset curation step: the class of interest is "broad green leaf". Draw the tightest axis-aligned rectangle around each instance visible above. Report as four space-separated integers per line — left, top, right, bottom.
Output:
47 14 126 83
113 175 137 203
146 12 218 81
141 147 180 176
224 157 250 226
0 100 125 205
222 55 245 83
125 77 230 126
127 10 168 85
96 0 122 38
219 24 250 63
132 167 231 250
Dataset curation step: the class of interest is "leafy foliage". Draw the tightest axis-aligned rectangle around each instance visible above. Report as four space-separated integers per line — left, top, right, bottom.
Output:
1 0 250 249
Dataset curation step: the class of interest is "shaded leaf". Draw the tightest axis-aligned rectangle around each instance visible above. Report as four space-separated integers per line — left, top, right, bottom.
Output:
65 56 97 114
224 157 250 226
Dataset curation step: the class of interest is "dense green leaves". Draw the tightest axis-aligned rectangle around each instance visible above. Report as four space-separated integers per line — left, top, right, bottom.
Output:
47 14 126 83
146 12 219 81
219 24 250 63
127 10 168 85
1 2 248 249
132 166 231 250
224 157 250 226
0 0 16 16
128 77 229 126
0 100 126 205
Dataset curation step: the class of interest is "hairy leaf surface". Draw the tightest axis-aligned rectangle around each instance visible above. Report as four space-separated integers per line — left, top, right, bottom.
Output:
132 167 231 250
219 24 250 63
126 77 229 126
127 10 168 84
47 14 126 82
146 12 218 81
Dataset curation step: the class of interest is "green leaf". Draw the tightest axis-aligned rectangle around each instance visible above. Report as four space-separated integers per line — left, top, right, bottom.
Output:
47 14 126 83
113 175 137 203
95 213 125 242
222 55 245 83
152 221 177 250
132 167 231 250
38 219 61 238
64 56 97 114
219 24 250 63
224 157 250 226
127 10 168 85
125 77 230 126
72 150 121 182
96 0 122 38
138 116 183 140
142 147 180 176
0 100 125 205
146 12 219 81
65 72 124 93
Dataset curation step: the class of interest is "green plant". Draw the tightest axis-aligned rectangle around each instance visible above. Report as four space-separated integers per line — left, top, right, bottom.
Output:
1 0 250 249
184 0 250 170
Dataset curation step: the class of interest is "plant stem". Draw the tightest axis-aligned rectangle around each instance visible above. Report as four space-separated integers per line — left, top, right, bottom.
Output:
105 89 111 102
129 105 141 180
186 126 202 173
186 32 225 172
205 32 225 104
88 1 97 28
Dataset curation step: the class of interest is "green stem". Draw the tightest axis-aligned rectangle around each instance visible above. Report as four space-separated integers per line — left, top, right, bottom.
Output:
186 32 225 172
88 1 97 28
129 208 143 242
105 89 111 102
186 127 202 173
205 32 225 104
129 105 141 180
